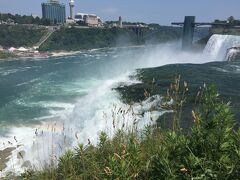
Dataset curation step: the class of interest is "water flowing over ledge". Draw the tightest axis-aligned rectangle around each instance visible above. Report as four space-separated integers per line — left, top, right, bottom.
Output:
1 34 240 176
203 34 240 60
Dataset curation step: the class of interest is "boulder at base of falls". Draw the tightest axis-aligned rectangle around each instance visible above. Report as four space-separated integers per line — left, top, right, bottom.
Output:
225 47 240 61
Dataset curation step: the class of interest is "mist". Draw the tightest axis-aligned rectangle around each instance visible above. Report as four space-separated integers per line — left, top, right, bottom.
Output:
1 34 239 176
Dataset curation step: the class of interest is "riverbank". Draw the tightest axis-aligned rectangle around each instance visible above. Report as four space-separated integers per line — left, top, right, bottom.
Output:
2 61 240 178
115 61 240 128
0 25 182 58
0 44 157 60
20 82 240 179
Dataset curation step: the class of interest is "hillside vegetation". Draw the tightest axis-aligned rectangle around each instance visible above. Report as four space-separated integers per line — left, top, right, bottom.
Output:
39 26 182 51
0 25 181 51
0 25 46 48
0 13 51 25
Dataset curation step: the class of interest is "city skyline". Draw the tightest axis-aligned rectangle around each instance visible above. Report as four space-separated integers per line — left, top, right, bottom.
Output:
0 0 240 25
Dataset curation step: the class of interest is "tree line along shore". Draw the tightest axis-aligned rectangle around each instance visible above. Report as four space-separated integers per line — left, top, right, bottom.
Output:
0 24 182 59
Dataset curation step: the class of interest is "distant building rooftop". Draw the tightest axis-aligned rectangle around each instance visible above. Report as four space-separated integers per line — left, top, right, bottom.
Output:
49 0 59 4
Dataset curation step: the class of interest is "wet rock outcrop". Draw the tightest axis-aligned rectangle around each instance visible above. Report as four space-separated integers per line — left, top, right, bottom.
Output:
225 47 240 61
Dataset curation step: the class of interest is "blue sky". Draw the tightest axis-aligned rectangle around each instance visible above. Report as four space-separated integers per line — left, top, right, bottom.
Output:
0 0 239 25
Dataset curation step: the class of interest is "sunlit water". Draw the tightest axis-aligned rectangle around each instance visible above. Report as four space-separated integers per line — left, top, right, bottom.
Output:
0 36 239 176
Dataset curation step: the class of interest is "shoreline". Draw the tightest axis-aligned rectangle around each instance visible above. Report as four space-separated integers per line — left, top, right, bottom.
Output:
0 44 147 61
0 43 179 61
116 60 240 127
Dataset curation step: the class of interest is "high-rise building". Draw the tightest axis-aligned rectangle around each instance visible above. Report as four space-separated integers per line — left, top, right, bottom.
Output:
42 0 66 24
69 0 75 20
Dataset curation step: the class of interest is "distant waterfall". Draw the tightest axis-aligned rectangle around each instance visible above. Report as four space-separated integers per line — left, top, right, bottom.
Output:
203 34 240 60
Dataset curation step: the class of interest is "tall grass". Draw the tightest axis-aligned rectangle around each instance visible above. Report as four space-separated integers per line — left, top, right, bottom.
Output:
21 80 240 180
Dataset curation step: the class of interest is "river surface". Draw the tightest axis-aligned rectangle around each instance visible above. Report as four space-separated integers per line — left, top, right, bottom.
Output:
0 48 141 128
0 36 239 176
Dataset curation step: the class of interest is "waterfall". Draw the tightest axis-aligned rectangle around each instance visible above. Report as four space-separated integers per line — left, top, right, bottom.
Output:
203 34 240 60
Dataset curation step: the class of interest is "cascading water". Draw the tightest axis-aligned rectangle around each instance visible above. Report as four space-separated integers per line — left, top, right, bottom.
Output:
1 39 235 176
203 34 240 60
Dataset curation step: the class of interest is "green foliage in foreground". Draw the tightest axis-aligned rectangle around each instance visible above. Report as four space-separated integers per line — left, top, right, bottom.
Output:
22 84 240 179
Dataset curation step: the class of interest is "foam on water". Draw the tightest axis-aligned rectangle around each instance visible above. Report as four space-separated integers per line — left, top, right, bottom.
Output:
51 51 82 57
0 42 224 176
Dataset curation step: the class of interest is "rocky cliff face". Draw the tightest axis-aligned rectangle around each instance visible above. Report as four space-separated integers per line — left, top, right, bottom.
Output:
225 47 240 61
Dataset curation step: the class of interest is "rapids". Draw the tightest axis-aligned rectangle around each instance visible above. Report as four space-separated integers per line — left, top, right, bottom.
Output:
1 34 240 176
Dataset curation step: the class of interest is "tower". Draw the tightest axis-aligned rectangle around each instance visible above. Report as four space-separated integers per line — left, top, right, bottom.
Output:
119 16 122 28
69 0 75 19
182 16 195 50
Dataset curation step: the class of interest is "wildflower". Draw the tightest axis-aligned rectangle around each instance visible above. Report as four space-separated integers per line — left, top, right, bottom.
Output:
184 81 188 88
180 167 188 172
114 153 122 160
144 89 150 98
192 110 199 124
133 173 139 178
104 167 112 175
